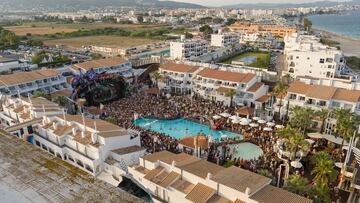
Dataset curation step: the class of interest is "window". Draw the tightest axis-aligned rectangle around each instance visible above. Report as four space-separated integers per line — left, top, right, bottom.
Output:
332 101 340 108
35 140 41 147
326 58 333 63
319 58 325 63
344 104 353 109
299 96 306 101
289 94 297 100
318 101 327 106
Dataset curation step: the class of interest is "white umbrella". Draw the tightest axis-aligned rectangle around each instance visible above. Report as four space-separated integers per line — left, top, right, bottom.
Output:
290 160 303 168
240 121 249 126
305 139 315 145
275 124 284 129
263 127 273 132
232 119 240 124
249 123 259 128
240 118 252 123
258 120 266 124
221 134 228 138
229 115 241 120
213 115 221 120
252 117 260 121
266 122 275 127
335 162 343 169
220 112 231 118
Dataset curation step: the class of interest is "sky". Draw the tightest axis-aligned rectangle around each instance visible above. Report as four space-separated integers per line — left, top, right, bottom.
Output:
169 0 348 7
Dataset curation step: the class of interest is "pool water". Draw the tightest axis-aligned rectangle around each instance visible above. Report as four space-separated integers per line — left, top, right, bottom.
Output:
134 118 242 140
220 143 263 160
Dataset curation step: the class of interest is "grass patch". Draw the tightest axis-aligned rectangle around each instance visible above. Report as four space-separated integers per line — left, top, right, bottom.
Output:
44 35 161 48
320 37 340 49
221 51 270 69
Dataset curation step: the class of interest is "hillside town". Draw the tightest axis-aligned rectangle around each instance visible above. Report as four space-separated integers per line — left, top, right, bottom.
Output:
1 1 360 203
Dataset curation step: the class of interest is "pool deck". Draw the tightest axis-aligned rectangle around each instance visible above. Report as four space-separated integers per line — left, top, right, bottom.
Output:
0 130 142 203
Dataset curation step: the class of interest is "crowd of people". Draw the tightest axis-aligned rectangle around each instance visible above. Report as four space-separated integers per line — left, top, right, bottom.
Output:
104 87 288 179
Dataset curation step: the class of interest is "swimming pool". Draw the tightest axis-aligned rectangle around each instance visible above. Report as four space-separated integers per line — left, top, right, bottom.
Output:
219 143 263 160
134 118 242 140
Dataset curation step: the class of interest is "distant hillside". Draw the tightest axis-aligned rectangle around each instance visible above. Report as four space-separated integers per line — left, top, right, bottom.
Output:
0 0 204 9
222 0 360 9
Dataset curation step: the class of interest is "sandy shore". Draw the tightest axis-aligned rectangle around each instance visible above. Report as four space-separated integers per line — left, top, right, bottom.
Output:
313 28 360 57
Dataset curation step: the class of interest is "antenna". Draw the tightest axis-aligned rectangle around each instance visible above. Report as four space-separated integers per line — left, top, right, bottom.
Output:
82 113 86 131
62 108 66 124
94 121 98 132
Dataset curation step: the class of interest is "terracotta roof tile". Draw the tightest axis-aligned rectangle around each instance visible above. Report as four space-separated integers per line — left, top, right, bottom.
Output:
73 58 129 71
0 69 60 86
251 185 312 203
160 63 199 73
179 160 224 178
185 183 215 203
247 82 264 93
198 69 255 83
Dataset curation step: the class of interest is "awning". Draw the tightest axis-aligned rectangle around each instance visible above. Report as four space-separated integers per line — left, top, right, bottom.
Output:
322 134 348 145
307 132 323 139
220 112 231 118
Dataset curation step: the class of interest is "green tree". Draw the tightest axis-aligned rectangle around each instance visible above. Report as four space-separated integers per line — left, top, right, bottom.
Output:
289 106 316 134
303 18 312 32
257 169 273 179
0 28 20 49
52 96 66 106
137 15 144 24
31 51 46 64
311 151 338 185
274 81 288 120
333 108 360 150
284 174 310 196
185 32 193 39
199 25 213 36
225 89 236 108
276 127 310 160
225 18 236 26
33 90 51 100
311 182 331 203
316 109 329 134
105 116 118 125
150 71 161 87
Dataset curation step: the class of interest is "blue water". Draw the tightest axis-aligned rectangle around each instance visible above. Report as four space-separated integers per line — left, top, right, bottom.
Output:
220 143 263 160
134 118 242 140
309 11 360 39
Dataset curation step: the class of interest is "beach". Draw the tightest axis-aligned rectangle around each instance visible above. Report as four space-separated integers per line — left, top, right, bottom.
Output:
313 28 360 58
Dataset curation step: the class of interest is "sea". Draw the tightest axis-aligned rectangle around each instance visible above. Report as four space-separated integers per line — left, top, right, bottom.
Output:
308 10 360 40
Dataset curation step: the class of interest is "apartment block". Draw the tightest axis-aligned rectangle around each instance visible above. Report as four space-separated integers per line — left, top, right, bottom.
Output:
128 151 312 203
0 69 67 97
170 39 208 60
211 32 239 48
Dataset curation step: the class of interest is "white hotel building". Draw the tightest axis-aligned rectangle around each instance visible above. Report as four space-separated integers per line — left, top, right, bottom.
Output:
158 63 200 94
158 63 268 108
277 80 360 134
71 58 133 78
211 32 239 48
128 151 312 203
170 39 208 61
31 115 145 177
0 69 67 97
283 33 347 80
193 69 268 107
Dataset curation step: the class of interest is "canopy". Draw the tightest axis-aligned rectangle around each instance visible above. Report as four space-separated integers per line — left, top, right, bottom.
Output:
266 122 275 127
240 121 249 126
249 123 259 128
307 132 323 139
290 161 303 168
322 134 348 145
240 118 252 123
229 115 241 120
213 115 221 120
275 124 284 129
258 120 267 124
232 119 240 124
305 139 315 145
252 117 260 121
263 127 273 132
220 112 231 118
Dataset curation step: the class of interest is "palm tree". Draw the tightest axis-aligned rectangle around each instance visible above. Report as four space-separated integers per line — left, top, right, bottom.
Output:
151 71 161 87
311 151 338 185
225 89 236 108
333 108 360 149
274 81 288 121
311 182 331 203
289 106 315 135
277 127 310 160
284 174 310 196
316 109 329 134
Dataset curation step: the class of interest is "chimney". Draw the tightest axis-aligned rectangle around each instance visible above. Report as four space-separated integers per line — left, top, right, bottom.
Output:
206 172 212 180
171 160 176 168
245 187 251 195
91 132 97 144
81 131 86 138
53 122 58 130
72 127 77 136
